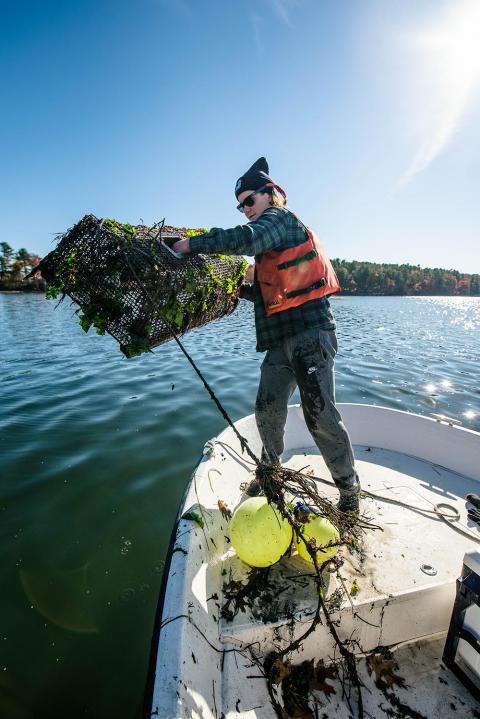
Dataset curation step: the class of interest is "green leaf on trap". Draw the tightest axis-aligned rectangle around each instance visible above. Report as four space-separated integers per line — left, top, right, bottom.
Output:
181 511 204 529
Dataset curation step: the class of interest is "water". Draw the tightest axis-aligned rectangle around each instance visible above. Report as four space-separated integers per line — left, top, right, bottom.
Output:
1 294 479 718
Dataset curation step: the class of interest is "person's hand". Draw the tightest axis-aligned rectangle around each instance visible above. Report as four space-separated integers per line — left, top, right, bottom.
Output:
245 263 255 283
171 238 190 254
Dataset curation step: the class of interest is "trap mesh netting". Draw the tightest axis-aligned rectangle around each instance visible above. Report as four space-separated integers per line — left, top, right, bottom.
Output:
33 215 247 357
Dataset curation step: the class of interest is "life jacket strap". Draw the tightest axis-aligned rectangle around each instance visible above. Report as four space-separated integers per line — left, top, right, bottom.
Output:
285 277 327 299
277 249 318 271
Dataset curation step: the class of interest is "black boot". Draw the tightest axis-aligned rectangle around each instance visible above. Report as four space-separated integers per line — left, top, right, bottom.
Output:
336 474 360 513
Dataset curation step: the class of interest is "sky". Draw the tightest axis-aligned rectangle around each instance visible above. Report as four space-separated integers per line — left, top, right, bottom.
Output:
1 0 479 273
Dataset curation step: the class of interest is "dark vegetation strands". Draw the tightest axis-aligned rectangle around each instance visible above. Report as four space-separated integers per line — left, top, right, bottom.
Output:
228 463 381 718
175 463 384 719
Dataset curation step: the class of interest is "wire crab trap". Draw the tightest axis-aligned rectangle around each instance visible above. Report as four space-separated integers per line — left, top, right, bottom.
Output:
31 215 247 357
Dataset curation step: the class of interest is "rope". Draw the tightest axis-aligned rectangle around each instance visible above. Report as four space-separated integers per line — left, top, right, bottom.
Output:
433 502 480 543
121 237 260 466
361 488 480 544
289 465 480 542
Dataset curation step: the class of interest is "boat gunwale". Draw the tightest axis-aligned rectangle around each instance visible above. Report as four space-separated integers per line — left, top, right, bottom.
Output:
142 453 205 719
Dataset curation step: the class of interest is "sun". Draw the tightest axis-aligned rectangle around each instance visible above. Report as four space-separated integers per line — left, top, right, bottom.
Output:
400 0 480 184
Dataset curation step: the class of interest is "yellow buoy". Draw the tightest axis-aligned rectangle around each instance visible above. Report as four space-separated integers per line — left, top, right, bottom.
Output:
229 497 293 567
294 514 340 564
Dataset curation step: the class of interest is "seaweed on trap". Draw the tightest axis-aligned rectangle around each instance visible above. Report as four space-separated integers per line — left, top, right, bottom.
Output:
31 215 247 357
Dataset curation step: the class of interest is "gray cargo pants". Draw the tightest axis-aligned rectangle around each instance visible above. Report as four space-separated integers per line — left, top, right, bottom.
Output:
255 328 359 495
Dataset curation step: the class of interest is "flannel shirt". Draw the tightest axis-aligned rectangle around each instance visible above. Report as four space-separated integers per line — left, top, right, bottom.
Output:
189 206 336 352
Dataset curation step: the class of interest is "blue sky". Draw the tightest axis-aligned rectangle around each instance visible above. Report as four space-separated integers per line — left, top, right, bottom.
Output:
1 0 479 272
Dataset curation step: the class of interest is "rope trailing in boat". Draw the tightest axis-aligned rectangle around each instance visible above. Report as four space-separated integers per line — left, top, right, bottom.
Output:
362 490 480 543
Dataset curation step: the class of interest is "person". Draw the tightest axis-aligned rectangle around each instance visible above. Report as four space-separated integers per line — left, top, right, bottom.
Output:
172 157 360 512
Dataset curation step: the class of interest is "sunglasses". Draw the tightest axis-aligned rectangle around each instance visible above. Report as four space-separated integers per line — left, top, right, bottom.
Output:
236 185 269 212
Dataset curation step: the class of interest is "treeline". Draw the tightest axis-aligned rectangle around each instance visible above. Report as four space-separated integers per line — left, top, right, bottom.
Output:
331 259 480 296
0 242 44 290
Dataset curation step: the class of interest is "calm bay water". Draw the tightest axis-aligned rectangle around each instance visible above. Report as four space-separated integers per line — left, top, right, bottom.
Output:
1 293 479 718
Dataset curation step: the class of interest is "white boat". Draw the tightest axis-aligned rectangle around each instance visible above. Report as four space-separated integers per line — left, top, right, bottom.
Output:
146 404 480 718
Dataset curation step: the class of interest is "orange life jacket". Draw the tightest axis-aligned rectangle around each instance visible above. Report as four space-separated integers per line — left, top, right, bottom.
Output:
256 227 341 316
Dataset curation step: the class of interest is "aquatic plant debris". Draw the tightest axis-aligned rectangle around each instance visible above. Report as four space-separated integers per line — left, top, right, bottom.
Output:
216 460 381 718
31 214 247 357
181 511 204 529
366 650 406 689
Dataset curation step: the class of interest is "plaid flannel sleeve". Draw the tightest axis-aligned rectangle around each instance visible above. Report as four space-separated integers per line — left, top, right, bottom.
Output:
189 207 289 256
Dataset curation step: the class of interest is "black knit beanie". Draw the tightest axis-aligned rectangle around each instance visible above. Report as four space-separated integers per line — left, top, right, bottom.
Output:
235 157 273 198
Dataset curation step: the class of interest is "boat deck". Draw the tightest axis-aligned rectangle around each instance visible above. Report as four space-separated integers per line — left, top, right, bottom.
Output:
220 635 480 718
211 444 480 718
221 445 479 648
151 405 480 718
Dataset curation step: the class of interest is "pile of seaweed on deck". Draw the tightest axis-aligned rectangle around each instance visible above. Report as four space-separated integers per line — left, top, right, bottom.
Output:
218 463 384 719
31 215 247 357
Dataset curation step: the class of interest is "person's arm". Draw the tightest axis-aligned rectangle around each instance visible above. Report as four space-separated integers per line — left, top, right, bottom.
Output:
173 207 289 256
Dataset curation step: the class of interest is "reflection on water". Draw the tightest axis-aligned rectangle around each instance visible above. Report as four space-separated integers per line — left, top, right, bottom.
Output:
335 296 480 424
0 293 479 717
19 565 98 634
